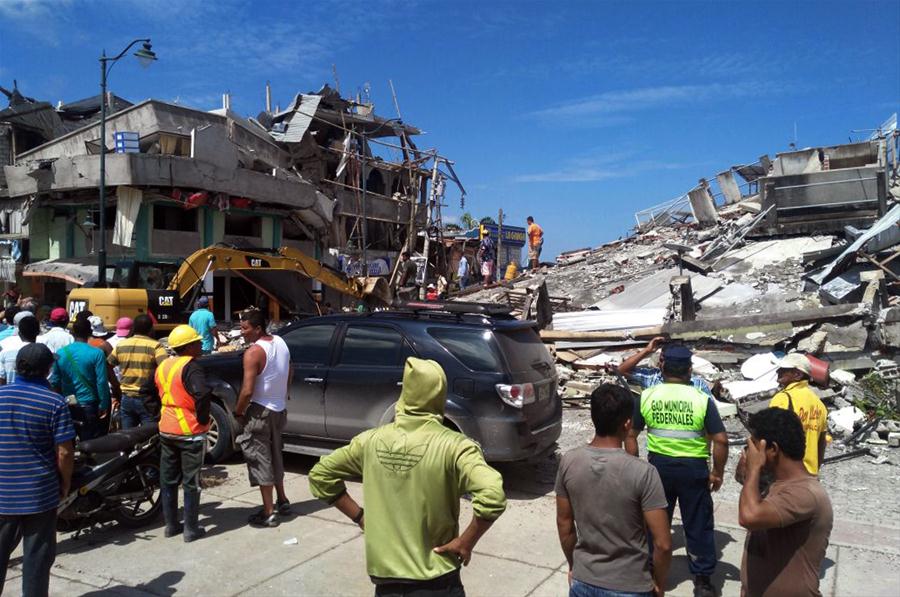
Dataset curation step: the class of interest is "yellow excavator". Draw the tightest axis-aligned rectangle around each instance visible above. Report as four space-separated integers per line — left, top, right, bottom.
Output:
66 245 392 333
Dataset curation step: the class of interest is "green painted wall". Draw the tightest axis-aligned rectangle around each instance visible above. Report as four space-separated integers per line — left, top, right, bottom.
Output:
135 204 150 260
271 216 282 248
72 209 88 258
212 210 225 243
202 206 215 247
29 208 51 261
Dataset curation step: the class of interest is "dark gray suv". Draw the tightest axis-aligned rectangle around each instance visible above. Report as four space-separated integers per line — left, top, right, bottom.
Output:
200 303 562 462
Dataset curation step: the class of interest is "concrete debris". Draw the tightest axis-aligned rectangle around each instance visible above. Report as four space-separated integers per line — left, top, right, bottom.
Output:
452 133 899 435
829 406 866 437
830 369 857 385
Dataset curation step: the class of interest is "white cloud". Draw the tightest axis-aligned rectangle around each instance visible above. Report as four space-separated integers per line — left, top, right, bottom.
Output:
529 82 765 122
514 152 696 183
0 0 73 45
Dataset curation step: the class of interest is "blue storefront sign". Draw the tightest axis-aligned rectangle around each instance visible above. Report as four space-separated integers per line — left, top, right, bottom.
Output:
478 224 526 246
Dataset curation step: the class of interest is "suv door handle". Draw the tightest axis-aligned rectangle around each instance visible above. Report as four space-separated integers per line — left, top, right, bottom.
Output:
304 377 324 383
396 382 403 387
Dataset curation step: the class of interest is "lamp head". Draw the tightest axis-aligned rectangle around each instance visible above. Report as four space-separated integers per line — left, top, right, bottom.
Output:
134 42 157 68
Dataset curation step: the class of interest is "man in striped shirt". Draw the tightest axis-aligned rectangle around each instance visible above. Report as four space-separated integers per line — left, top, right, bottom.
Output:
108 315 167 429
0 343 75 597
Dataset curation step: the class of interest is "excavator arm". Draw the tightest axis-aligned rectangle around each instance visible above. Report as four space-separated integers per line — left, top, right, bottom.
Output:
168 245 391 307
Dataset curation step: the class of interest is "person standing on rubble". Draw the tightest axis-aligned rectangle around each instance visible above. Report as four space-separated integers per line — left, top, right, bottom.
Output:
397 251 420 300
625 345 728 597
526 216 543 271
478 234 496 287
768 353 827 476
616 337 715 398
189 296 221 355
457 254 470 290
309 357 506 596
738 407 833 597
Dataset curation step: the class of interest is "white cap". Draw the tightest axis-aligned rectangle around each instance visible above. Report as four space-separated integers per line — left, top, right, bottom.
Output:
777 353 812 376
13 311 34 326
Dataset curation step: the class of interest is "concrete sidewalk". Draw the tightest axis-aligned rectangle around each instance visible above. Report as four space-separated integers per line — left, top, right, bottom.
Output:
3 458 898 597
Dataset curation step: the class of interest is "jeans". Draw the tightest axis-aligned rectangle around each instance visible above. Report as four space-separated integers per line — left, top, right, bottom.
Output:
570 580 653 597
374 570 465 597
120 395 156 429
649 453 717 576
0 509 58 597
72 403 107 441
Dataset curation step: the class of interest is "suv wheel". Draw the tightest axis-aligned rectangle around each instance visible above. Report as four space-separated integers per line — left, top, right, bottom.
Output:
205 402 235 464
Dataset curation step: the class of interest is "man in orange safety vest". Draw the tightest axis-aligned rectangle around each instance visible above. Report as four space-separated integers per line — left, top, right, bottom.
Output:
155 325 214 542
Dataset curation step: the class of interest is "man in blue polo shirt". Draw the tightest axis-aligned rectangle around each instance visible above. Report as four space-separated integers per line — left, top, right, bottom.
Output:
0 343 76 597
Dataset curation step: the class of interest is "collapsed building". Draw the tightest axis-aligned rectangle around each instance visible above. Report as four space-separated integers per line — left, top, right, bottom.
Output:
0 81 460 317
460 117 900 457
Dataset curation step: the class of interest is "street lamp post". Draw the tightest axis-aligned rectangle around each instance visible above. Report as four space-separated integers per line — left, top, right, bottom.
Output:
97 39 156 286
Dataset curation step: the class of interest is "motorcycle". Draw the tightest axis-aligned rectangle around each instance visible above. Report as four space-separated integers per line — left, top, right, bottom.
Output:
57 422 162 533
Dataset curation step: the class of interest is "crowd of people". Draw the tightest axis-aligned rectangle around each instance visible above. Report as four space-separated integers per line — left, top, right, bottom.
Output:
0 286 833 597
309 341 832 597
396 215 546 299
0 298 292 596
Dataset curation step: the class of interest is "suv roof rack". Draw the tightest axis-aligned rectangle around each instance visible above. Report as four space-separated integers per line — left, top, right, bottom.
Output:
391 300 514 317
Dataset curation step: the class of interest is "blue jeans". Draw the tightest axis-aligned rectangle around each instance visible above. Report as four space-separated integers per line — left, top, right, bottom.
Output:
72 403 107 441
120 395 155 429
648 453 716 576
570 579 652 597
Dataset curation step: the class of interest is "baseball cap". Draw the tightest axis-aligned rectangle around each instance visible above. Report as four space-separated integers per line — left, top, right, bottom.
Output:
662 345 693 364
16 343 55 376
50 307 69 324
88 315 108 337
197 296 210 307
13 310 34 326
115 317 133 337
777 353 812 376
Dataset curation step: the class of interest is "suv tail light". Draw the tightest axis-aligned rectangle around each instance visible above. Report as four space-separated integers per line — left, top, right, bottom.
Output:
495 383 535 408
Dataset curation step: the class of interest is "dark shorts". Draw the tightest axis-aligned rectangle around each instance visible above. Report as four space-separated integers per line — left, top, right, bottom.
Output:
238 402 286 487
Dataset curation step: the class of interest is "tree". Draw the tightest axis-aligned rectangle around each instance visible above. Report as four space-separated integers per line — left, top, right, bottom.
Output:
479 216 497 226
460 212 479 230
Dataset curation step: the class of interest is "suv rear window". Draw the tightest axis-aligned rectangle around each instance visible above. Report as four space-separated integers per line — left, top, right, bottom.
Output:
495 328 552 373
428 327 502 372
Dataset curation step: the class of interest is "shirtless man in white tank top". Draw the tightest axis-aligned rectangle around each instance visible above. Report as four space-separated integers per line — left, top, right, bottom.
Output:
235 309 292 527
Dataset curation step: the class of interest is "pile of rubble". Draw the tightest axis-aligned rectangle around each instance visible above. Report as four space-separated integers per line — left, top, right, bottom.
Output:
460 131 900 460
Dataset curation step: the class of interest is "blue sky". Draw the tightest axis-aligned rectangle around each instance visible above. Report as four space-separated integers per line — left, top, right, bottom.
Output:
1 0 898 259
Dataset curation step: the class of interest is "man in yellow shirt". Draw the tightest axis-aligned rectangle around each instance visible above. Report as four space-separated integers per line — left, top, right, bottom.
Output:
769 353 827 475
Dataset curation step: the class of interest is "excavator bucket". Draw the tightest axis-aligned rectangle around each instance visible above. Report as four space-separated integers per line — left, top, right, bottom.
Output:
358 276 392 306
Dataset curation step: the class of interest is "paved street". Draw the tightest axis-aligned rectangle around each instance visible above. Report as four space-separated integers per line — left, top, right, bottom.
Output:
3 453 898 597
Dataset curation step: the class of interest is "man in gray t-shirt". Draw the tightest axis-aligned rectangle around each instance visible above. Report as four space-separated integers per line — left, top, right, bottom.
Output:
556 384 673 597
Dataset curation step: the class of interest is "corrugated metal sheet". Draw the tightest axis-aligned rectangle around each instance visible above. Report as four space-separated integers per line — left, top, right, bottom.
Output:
551 308 667 332
592 268 722 310
270 94 321 143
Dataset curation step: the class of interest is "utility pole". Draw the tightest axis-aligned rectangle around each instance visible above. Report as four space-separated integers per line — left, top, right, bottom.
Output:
497 208 504 283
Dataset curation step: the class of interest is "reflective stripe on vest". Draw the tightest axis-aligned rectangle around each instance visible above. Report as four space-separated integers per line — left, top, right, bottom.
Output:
156 356 209 436
647 428 704 439
641 383 709 458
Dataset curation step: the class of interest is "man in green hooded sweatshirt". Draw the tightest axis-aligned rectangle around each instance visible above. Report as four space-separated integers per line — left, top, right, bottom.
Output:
309 357 507 596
